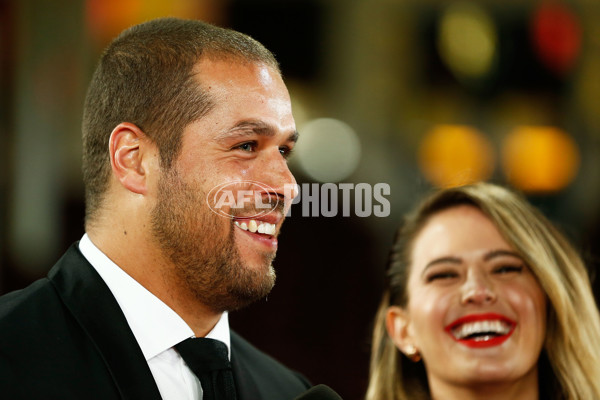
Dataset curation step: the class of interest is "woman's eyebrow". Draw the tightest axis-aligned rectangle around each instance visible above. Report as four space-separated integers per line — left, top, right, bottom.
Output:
483 249 523 261
421 256 462 277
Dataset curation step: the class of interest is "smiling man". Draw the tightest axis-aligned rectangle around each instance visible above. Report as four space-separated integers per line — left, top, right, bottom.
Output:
0 18 310 400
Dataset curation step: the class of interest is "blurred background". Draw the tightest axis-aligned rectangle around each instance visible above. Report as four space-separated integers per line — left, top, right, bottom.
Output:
1 0 599 399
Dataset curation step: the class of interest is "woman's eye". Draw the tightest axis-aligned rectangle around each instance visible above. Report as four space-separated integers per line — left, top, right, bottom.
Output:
426 271 459 282
493 265 524 275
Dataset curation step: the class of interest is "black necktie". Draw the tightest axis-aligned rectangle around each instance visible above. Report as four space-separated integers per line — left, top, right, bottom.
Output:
176 338 237 400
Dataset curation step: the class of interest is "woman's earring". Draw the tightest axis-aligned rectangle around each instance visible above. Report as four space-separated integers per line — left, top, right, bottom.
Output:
405 344 421 362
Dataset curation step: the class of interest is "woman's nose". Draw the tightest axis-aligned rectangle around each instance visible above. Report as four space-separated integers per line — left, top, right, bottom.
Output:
460 269 497 305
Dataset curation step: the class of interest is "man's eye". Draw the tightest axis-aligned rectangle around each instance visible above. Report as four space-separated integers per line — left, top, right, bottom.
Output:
279 146 294 159
236 142 256 152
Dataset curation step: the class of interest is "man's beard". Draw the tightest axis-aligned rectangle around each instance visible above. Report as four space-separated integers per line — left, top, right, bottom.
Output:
150 168 276 313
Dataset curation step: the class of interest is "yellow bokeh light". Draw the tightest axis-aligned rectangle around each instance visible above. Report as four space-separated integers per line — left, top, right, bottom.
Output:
86 0 207 46
418 124 495 188
437 2 498 81
502 126 580 193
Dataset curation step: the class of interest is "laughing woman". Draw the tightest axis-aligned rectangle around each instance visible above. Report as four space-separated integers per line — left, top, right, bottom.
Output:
366 183 600 400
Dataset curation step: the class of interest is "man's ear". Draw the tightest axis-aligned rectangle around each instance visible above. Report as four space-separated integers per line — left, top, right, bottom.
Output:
109 122 155 195
386 305 419 359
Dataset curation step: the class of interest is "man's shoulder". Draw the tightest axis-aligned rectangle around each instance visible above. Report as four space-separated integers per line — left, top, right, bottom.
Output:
0 245 84 326
0 244 94 345
0 271 85 366
0 247 147 399
0 276 59 327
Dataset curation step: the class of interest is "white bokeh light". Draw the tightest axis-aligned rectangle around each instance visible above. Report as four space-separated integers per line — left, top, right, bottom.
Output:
294 118 362 182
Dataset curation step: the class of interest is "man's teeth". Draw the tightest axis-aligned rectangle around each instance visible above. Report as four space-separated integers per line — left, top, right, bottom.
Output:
452 320 512 340
249 220 257 232
234 220 276 235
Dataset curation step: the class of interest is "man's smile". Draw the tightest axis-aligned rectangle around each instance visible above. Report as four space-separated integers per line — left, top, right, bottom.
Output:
234 219 276 235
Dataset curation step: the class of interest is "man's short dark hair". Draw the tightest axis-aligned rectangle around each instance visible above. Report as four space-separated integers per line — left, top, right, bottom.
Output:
82 17 280 223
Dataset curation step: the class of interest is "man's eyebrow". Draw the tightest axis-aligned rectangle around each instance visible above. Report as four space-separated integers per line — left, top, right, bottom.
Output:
215 119 299 143
288 130 299 143
421 256 462 277
483 249 523 261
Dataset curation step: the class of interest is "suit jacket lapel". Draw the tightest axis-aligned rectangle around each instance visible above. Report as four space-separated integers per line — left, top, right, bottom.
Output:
231 344 263 400
229 331 311 400
48 244 162 400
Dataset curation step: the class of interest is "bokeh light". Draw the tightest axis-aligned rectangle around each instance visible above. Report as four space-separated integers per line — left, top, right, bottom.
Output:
294 118 361 183
575 53 600 132
85 0 206 46
418 124 495 188
437 2 498 82
531 2 582 76
502 126 580 193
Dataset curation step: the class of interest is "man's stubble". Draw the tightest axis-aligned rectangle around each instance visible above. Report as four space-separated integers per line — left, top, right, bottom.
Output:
150 167 276 313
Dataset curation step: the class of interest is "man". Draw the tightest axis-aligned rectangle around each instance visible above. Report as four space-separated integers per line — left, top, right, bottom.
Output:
0 17 310 399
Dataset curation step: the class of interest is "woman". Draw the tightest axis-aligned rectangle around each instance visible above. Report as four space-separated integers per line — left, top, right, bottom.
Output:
367 183 600 400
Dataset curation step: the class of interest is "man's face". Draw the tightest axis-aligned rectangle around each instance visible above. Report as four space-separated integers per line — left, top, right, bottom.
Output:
150 58 297 312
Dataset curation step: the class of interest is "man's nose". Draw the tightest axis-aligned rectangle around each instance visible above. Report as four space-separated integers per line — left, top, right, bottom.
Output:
257 149 297 202
460 269 497 305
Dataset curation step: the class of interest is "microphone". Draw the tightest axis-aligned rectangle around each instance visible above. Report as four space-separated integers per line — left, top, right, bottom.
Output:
294 384 343 400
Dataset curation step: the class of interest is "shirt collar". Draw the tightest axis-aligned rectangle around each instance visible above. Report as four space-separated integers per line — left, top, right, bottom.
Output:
78 234 231 361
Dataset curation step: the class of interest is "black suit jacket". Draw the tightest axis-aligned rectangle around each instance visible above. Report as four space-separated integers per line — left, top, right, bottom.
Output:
0 244 311 399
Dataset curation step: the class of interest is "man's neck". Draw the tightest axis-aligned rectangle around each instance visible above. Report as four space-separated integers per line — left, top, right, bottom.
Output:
86 228 223 338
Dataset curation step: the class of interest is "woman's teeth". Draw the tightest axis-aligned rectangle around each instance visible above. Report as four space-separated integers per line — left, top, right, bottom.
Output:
234 220 276 235
452 320 512 340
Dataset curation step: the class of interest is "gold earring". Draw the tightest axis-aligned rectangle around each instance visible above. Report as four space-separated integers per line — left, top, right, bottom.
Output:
405 344 421 362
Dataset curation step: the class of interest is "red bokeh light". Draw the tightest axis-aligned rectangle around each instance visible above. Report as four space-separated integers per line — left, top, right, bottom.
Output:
531 2 582 76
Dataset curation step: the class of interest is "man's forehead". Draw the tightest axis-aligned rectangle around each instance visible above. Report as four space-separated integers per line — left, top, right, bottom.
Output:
189 59 290 120
191 56 282 87
184 57 294 139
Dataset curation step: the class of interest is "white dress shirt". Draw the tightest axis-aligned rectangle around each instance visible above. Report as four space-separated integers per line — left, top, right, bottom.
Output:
79 234 230 400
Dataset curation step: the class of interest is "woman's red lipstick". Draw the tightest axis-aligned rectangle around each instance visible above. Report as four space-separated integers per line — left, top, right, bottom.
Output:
444 313 516 348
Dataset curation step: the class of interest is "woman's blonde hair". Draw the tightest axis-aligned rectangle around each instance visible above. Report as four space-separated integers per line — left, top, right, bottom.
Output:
366 182 600 400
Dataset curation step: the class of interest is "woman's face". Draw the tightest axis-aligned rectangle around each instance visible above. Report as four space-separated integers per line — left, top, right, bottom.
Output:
387 205 547 393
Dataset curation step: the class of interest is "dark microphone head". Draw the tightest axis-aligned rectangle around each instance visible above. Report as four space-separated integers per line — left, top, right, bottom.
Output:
294 384 343 400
